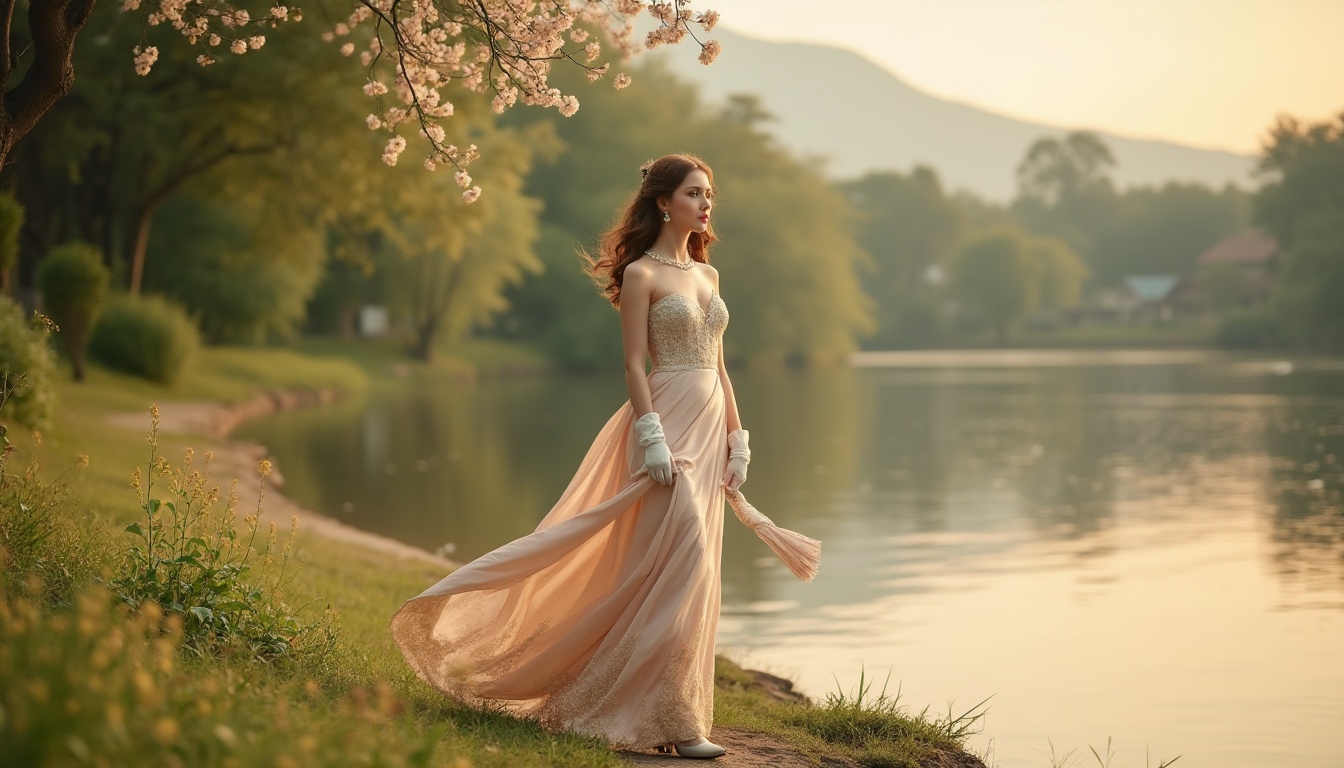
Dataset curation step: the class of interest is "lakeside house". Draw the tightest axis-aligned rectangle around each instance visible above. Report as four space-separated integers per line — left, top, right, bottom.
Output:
1195 231 1279 306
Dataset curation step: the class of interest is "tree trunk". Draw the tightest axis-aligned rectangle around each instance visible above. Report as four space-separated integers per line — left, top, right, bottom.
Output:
0 0 98 170
127 202 155 295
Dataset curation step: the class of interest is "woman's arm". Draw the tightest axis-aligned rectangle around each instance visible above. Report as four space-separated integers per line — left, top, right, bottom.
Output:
619 263 656 416
711 268 743 432
717 344 743 432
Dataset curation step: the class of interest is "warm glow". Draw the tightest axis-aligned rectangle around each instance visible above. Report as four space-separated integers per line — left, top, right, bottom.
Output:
721 0 1344 153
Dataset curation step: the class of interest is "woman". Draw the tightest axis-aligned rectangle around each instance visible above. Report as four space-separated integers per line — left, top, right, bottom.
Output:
390 154 817 759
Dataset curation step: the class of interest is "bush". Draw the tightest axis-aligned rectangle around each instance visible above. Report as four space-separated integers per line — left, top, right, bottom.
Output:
89 294 200 385
0 296 57 431
1215 310 1282 349
38 242 110 381
109 408 336 663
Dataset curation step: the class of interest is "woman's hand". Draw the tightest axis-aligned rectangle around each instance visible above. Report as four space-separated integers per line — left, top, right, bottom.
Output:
722 429 750 492
635 412 675 485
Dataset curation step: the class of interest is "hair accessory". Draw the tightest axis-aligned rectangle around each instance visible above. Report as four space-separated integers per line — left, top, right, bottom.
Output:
641 167 650 179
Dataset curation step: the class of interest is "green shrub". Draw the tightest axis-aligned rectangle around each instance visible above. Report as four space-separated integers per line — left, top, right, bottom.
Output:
0 584 441 768
38 242 110 381
89 294 200 385
1215 309 1282 349
0 296 57 431
110 409 336 663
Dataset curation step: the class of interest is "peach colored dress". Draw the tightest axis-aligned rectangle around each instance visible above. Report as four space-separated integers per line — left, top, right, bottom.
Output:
391 291 730 748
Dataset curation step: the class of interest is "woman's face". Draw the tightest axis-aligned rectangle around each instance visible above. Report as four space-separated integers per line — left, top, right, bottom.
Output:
661 169 714 233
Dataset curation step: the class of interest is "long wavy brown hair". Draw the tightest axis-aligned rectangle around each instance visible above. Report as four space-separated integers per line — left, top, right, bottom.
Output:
584 153 718 307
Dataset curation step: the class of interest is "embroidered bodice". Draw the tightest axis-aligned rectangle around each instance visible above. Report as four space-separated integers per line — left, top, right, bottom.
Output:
648 292 728 372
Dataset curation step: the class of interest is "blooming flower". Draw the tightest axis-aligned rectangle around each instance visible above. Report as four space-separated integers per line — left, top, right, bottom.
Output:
613 73 632 90
363 80 389 96
366 114 382 130
462 186 482 204
340 42 355 56
698 39 720 65
132 45 159 76
454 171 472 188
230 39 247 54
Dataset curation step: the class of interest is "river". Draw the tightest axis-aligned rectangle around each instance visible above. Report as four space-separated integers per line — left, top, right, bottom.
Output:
237 349 1344 767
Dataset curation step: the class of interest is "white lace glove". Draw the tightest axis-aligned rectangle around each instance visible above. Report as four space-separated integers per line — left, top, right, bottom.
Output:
634 412 675 485
722 429 750 492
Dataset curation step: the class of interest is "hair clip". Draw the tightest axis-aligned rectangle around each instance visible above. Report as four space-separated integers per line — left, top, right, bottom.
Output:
640 167 650 179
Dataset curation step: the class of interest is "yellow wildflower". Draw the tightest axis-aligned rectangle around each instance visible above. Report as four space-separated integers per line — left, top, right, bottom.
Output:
78 454 90 468
258 457 274 477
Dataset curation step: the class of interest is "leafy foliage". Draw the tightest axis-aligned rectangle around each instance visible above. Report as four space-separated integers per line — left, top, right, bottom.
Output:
0 297 57 431
38 242 110 381
109 408 336 663
1256 111 1344 352
88 294 199 385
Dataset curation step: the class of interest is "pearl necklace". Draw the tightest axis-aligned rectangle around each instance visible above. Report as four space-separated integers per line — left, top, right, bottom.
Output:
645 250 694 271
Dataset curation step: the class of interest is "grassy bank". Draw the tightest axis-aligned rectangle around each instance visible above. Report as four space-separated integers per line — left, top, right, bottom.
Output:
2 343 985 768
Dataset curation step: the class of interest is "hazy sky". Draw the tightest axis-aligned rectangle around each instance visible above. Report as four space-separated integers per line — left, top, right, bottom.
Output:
716 0 1344 154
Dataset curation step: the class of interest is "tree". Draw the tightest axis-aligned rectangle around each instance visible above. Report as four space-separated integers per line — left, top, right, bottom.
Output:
838 167 963 348
497 62 873 367
0 0 721 174
1255 110 1344 351
950 230 1036 345
1016 131 1117 205
1028 236 1089 312
37 242 109 381
949 228 1086 343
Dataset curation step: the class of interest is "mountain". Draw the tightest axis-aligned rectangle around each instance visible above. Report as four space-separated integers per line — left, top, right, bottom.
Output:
653 27 1257 200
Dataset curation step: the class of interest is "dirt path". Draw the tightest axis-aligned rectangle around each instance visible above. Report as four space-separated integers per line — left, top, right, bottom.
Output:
106 393 459 572
620 728 861 768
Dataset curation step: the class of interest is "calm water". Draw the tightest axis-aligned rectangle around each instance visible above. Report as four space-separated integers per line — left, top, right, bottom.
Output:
237 350 1344 767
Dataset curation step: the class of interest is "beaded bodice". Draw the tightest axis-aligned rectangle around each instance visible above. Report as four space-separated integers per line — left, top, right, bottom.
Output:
648 292 728 372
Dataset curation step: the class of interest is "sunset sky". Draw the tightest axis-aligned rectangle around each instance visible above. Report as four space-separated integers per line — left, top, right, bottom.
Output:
717 0 1344 154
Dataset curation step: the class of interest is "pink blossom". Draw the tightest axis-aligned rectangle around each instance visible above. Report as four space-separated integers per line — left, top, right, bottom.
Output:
698 10 719 31
363 80 389 96
196 54 215 66
132 45 159 76
366 114 382 130
454 171 472 188
230 39 247 54
270 5 289 21
423 157 437 171
340 42 355 56
462 186 481 204
208 33 221 47
698 39 720 65
613 73 632 90
248 36 265 50
382 135 407 166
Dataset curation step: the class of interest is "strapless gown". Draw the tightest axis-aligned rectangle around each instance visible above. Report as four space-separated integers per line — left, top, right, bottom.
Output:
391 291 733 748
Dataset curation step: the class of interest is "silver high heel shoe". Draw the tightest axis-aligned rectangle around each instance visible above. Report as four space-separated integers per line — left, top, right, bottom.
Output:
655 737 726 759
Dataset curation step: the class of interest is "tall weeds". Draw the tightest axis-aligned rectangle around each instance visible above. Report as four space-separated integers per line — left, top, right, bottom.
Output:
109 404 336 663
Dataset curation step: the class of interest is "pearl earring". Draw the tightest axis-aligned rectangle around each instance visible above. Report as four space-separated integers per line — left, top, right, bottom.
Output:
663 210 671 222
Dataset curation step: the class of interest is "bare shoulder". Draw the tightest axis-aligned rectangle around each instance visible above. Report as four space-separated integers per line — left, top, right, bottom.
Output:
621 260 655 305
698 262 720 289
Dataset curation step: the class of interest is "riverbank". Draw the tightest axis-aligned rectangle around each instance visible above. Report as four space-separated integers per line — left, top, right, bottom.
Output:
10 343 988 768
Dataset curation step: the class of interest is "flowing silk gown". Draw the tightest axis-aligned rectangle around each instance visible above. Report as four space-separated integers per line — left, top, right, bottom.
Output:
390 290 730 748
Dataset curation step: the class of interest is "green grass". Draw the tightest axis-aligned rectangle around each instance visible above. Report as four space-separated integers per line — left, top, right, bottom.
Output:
714 659 985 768
2 343 988 768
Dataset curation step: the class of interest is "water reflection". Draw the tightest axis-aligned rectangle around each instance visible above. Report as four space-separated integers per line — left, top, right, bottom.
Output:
238 351 1344 767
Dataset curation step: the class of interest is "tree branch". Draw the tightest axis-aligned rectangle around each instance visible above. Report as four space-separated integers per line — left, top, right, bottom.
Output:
0 0 18 84
2 0 96 153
